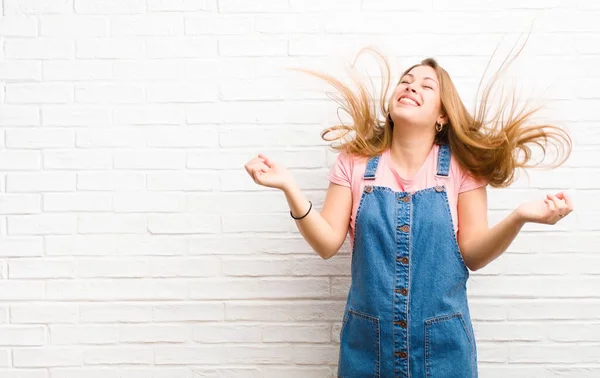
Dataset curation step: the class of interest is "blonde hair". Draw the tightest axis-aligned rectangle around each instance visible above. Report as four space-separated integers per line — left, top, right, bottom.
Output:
295 46 572 188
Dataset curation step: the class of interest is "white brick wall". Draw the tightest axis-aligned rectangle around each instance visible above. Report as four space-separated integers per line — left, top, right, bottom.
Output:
0 0 597 377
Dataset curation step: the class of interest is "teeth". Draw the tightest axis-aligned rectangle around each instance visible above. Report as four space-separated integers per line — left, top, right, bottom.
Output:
400 98 418 106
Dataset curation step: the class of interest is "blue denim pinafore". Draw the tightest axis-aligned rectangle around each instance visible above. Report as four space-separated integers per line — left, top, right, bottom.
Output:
337 144 478 378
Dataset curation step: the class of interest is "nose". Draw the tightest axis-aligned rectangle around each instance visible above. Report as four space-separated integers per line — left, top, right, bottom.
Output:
405 85 417 93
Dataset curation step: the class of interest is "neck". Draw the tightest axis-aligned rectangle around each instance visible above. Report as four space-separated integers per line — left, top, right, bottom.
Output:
389 128 436 175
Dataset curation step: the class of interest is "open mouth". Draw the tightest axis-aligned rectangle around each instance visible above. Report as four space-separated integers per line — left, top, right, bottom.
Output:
398 97 419 106
397 94 421 107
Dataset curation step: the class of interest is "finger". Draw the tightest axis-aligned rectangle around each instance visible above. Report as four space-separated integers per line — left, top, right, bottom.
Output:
553 192 567 206
552 194 567 209
546 198 556 213
547 194 561 207
556 192 574 210
551 192 567 204
250 163 270 180
250 168 262 183
547 194 569 219
259 161 269 170
247 161 268 172
253 169 265 181
551 194 569 216
245 157 265 171
552 196 569 217
259 154 274 168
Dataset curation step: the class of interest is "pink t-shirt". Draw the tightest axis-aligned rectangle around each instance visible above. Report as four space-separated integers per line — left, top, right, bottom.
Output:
327 144 487 246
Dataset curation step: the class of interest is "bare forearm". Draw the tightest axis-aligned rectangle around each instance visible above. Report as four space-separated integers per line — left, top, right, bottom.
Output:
462 210 526 271
283 183 340 259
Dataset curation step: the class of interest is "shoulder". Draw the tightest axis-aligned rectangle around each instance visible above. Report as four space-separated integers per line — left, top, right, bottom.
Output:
334 149 371 171
449 154 487 193
328 150 369 188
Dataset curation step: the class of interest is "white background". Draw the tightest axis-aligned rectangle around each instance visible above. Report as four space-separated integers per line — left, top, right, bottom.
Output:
0 0 598 377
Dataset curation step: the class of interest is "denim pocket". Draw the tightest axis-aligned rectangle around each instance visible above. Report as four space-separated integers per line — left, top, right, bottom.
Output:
338 309 380 378
425 312 475 378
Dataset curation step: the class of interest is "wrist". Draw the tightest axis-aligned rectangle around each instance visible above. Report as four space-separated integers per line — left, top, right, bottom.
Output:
512 207 529 226
281 179 299 194
290 200 312 220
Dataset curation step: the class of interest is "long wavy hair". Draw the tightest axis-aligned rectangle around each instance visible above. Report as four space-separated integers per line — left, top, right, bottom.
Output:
294 45 572 188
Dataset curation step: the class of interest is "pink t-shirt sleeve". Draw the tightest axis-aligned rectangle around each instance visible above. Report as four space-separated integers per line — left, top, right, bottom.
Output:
459 169 487 193
327 151 353 188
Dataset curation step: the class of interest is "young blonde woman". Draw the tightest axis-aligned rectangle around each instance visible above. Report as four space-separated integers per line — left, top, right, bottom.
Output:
244 49 573 377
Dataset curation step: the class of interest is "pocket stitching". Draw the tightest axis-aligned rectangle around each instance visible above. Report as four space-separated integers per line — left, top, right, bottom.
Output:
340 310 350 335
424 312 474 378
348 308 379 323
349 309 380 377
340 309 381 378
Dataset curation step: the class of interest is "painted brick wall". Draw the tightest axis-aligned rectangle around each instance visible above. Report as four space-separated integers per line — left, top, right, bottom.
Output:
0 0 598 377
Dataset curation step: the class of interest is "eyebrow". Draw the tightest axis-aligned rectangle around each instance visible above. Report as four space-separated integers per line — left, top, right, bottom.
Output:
403 73 439 86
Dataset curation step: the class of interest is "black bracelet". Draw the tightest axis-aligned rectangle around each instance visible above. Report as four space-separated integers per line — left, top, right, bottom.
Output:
291 201 312 220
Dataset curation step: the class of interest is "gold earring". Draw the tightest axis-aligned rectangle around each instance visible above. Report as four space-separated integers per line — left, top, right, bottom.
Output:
436 122 444 132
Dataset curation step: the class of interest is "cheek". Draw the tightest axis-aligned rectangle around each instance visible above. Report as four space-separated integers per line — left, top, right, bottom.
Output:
424 92 441 110
389 86 405 104
388 93 398 108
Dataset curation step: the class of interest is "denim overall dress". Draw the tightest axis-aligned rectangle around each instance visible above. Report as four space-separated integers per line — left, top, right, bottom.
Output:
337 144 478 378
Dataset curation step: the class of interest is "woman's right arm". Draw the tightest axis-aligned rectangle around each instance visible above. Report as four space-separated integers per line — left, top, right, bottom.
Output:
283 181 352 259
244 153 352 260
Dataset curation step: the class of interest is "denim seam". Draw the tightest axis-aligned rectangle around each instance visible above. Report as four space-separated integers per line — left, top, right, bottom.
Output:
346 309 381 378
439 188 470 276
424 312 464 378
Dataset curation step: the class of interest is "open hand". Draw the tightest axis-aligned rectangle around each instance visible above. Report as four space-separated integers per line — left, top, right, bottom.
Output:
516 192 574 225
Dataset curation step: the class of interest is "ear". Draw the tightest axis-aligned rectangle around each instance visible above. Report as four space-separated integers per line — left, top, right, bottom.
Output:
437 114 448 125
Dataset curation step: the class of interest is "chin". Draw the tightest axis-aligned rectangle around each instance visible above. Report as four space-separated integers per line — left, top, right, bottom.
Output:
390 107 422 125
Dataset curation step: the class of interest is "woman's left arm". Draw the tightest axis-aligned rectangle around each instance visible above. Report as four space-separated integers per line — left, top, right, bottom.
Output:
457 186 574 271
